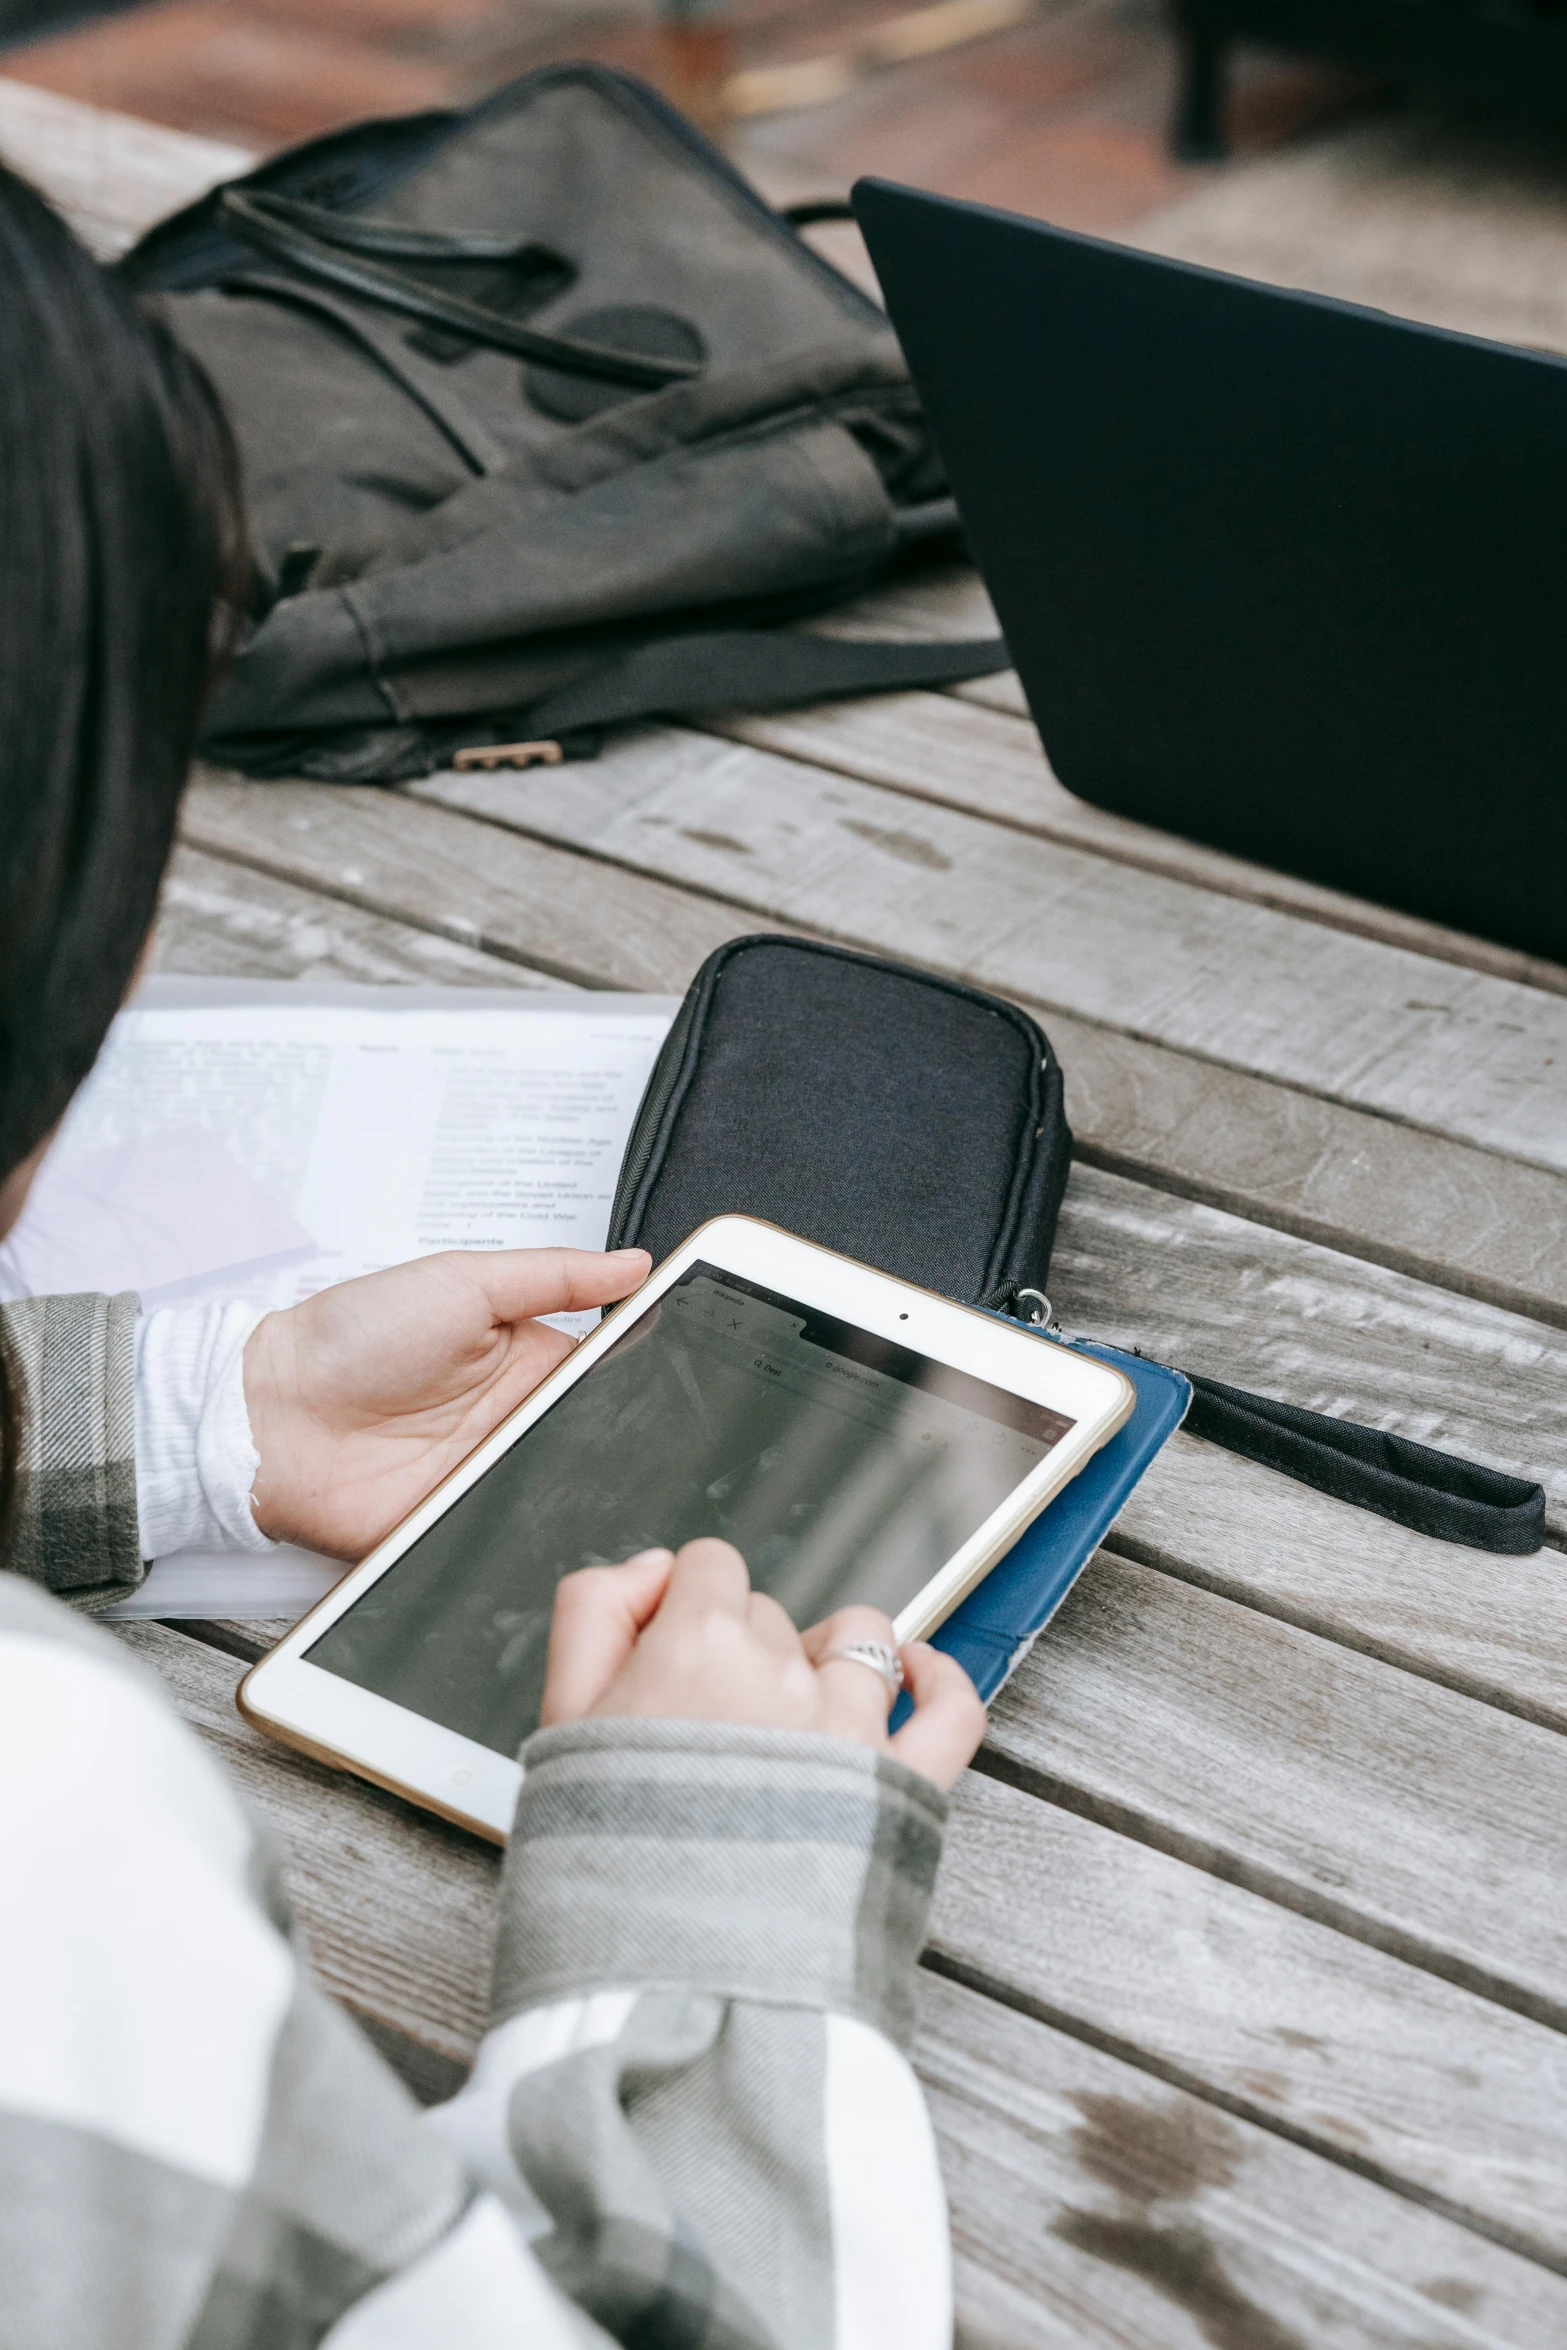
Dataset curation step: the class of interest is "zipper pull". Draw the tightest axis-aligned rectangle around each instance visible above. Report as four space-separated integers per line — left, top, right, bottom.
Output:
1013 1287 1061 1333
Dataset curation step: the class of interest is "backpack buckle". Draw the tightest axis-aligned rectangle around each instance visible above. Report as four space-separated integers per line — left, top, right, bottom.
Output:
452 739 564 772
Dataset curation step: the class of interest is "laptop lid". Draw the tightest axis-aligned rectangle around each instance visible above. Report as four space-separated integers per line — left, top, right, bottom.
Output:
853 176 1567 964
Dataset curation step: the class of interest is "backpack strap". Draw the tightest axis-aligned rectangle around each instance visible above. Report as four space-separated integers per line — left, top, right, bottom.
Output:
1182 1371 1547 1554
221 273 510 474
219 190 703 390
517 628 1012 737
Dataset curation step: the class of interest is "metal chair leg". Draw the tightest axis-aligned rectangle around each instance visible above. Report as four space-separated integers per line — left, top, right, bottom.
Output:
1174 27 1228 161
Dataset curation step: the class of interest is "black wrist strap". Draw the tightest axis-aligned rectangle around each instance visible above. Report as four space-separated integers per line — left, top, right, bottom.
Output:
1182 1371 1547 1554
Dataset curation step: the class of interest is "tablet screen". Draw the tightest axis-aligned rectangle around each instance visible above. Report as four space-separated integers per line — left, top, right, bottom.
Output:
306 1263 1074 1755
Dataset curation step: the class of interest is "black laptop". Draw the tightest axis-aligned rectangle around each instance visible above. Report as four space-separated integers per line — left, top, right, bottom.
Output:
854 176 1567 964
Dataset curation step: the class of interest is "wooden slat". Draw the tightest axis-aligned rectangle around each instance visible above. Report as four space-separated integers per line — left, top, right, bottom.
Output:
179 776 787 994
185 1417 1567 1751
152 843 568 989
1110 1430 1567 1736
122 1624 1567 2321
180 776 1567 1332
199 1337 1567 1744
182 1420 1567 1758
1051 1163 1567 1534
716 689 1052 833
173 1618 291 1664
1051 1004 1567 1330
119 1623 497 2066
817 558 1567 990
410 727 1567 1178
933 1770 1567 2278
923 1971 1567 2350
709 690 1567 999
953 666 1032 717
987 1552 1567 2034
814 555 1001 643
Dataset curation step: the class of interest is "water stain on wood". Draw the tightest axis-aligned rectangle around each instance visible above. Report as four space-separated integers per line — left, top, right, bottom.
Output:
1057 2094 1308 2350
1053 2212 1310 2350
840 818 953 870
1070 2091 1240 2201
1421 2276 1483 2314
680 828 754 856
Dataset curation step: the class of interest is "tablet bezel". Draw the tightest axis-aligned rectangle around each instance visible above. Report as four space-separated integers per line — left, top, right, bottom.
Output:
239 1215 1134 1839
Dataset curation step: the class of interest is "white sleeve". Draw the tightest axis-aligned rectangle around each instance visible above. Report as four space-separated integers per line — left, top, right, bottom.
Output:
133 1302 277 1558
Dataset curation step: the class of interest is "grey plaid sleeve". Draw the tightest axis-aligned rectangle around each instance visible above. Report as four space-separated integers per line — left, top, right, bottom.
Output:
499 1717 947 2049
428 1718 954 2350
0 1572 955 2348
0 1575 607 2350
1 1291 143 1606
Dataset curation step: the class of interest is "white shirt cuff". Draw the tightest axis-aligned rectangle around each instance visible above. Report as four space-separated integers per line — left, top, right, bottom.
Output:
134 1303 278 1560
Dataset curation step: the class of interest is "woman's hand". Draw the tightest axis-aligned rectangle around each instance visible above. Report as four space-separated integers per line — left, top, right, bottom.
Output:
244 1247 650 1557
540 1539 987 1792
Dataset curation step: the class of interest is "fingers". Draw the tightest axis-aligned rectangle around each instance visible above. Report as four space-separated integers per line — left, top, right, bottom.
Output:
463 1247 652 1327
657 1537 753 1625
542 1545 985 1783
539 1549 674 1725
745 1589 803 1660
801 1604 900 1667
806 1604 904 1738
887 1643 988 1792
509 1322 575 1397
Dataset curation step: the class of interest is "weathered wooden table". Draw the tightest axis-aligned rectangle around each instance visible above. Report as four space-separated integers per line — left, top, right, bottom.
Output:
11 74 1567 2347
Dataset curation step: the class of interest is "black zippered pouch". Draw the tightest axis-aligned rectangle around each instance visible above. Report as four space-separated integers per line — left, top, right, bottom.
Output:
608 935 1072 1310
608 936 1545 1556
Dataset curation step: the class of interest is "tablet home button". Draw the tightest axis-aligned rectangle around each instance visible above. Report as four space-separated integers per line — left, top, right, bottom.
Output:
450 1768 473 1786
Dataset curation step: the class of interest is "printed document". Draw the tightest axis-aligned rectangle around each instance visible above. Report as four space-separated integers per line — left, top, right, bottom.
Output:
0 979 676 1619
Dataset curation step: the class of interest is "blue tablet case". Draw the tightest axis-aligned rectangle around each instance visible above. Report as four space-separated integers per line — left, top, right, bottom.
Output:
926 1336 1190 1705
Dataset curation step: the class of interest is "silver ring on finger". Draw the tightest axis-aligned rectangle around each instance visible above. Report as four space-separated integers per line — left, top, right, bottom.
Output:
821 1640 905 1702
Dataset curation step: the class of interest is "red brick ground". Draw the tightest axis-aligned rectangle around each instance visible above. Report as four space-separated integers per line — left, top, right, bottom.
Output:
1 0 1368 235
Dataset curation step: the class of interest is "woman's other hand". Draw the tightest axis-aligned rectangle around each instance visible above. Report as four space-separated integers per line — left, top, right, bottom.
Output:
244 1247 651 1557
539 1539 987 1792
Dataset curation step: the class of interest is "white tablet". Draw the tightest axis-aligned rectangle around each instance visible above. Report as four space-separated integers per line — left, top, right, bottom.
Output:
240 1216 1134 1837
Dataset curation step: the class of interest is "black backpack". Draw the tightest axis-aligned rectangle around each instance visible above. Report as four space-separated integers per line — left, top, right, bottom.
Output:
120 63 1008 783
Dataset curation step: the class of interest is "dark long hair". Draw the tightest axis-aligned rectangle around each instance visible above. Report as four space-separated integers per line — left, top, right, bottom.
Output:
0 164 243 1551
